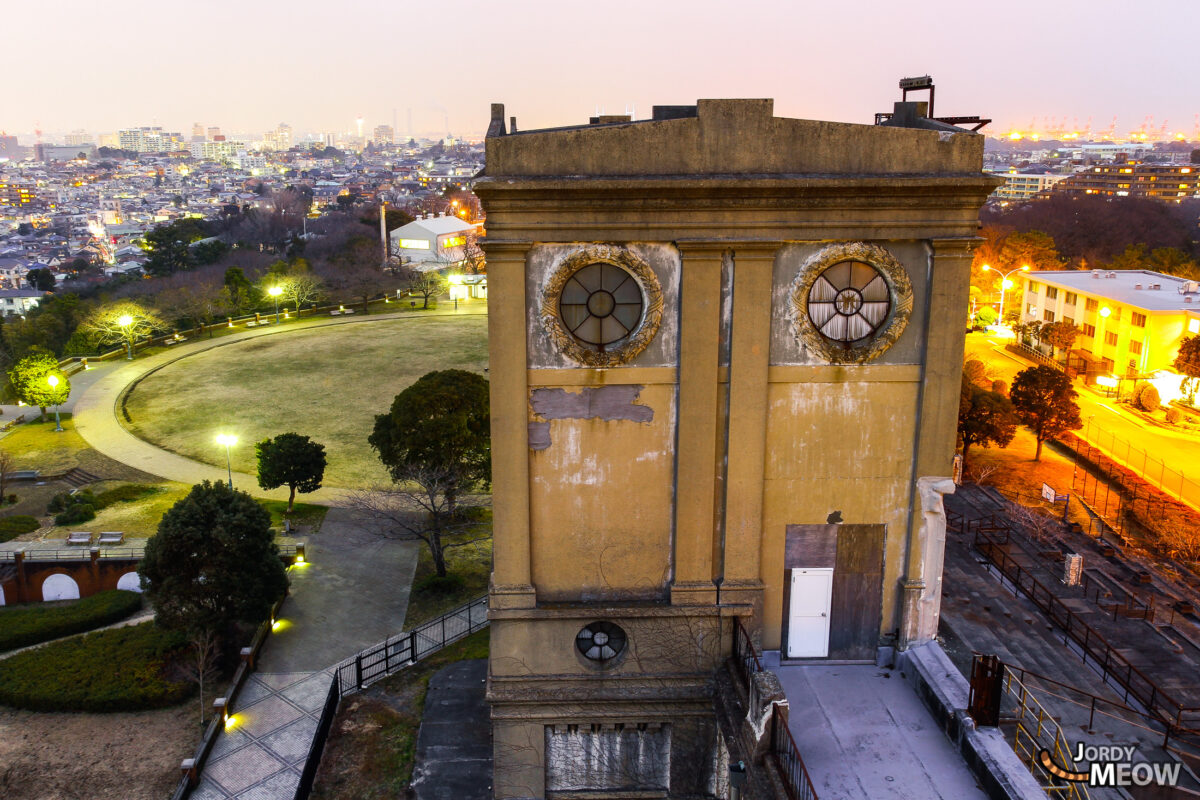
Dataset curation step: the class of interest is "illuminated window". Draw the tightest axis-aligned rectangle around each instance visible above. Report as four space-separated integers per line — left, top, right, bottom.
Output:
441 235 466 248
1065 292 1077 305
1082 323 1096 337
1105 331 1118 346
807 260 892 343
1189 319 1200 334
1129 340 1143 355
1131 312 1146 327
398 238 430 249
1045 286 1058 300
1043 309 1056 322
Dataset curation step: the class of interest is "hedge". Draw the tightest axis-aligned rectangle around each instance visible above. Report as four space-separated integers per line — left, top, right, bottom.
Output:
0 515 39 542
0 622 191 712
0 590 144 653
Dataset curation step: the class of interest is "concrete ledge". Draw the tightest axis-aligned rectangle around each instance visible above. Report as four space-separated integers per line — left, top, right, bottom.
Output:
897 641 1047 800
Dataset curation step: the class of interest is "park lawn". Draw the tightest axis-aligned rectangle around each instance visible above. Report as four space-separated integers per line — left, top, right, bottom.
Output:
964 425 1096 532
311 629 488 800
44 481 191 541
402 509 492 629
1 414 86 473
123 314 488 489
260 499 328 533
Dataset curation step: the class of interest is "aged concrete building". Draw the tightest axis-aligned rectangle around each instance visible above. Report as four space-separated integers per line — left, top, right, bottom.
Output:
476 98 1000 799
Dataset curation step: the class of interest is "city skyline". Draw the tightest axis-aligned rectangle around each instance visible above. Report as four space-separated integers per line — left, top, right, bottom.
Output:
7 0 1200 141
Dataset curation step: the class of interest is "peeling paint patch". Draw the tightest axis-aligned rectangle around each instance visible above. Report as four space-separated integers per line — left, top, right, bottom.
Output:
530 385 654 423
529 421 552 451
826 510 843 524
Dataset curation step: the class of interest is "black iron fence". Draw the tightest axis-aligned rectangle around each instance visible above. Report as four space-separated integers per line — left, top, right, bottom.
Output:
732 619 819 800
334 594 488 696
971 525 1200 733
295 674 342 800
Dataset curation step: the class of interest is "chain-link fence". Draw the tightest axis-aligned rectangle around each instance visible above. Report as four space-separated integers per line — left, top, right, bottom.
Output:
1083 424 1200 512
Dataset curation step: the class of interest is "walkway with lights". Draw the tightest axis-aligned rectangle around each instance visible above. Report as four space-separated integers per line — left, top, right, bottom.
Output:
69 305 487 508
190 508 419 800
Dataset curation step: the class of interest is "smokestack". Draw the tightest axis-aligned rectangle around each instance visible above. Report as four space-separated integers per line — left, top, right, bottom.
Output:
487 104 507 138
510 116 518 133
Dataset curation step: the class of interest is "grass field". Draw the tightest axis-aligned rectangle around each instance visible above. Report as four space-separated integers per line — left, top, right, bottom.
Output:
1 414 87 473
123 315 488 489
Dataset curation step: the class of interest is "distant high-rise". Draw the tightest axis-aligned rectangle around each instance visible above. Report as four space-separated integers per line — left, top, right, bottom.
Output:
65 130 92 147
373 124 394 145
264 123 293 151
207 126 221 141
192 123 205 143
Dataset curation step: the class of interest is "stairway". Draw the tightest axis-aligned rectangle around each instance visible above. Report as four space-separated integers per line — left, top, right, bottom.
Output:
62 468 100 488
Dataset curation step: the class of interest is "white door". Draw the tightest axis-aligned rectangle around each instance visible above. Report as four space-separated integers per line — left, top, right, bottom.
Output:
787 568 833 658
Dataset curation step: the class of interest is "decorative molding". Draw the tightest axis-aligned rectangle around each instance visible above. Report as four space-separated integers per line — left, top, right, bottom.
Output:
539 244 664 367
790 241 914 365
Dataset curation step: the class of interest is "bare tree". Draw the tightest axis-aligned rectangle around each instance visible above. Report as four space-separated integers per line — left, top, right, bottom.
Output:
347 466 490 578
172 629 222 727
406 270 448 309
81 301 166 359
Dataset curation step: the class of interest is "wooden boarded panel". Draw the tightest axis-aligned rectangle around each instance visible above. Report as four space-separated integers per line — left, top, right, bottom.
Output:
784 524 837 569
829 524 884 660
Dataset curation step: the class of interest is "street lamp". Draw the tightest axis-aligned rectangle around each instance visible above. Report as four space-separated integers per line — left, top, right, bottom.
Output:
268 286 282 324
46 374 63 432
118 314 134 360
215 434 237 489
981 264 1030 326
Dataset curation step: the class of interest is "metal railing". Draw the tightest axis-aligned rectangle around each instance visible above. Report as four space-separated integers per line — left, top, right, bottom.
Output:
731 619 819 800
334 594 488 696
0 542 299 564
1003 667 1090 799
972 526 1200 732
293 594 490 800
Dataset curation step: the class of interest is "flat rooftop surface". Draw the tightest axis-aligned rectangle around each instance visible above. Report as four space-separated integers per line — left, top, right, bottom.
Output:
1029 269 1198 312
771 662 987 800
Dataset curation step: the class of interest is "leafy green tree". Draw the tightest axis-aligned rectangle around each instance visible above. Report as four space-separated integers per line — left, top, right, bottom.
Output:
255 433 327 513
1010 365 1083 460
369 370 491 512
141 218 212 276
7 353 68 417
958 378 1018 470
222 267 258 313
1041 321 1079 356
138 481 289 635
999 231 1064 271
25 268 55 291
973 306 998 327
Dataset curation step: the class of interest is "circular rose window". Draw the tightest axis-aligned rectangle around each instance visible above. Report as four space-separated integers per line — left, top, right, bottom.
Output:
541 244 664 367
576 621 627 662
790 242 913 365
807 260 892 343
559 263 644 348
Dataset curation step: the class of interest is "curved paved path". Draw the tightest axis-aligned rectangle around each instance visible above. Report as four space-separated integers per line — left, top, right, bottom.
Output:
71 306 487 508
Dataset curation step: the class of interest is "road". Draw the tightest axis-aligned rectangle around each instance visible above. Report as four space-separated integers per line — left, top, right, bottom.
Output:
965 333 1200 510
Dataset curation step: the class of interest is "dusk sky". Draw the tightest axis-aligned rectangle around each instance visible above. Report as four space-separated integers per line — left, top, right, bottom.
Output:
8 0 1199 141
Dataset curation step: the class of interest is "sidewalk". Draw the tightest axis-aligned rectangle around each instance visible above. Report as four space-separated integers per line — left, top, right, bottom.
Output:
190 507 419 800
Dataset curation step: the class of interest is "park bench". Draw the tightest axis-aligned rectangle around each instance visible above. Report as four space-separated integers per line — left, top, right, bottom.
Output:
165 338 180 346
342 308 355 314
97 531 125 545
246 321 259 327
67 531 93 545
8 469 39 481
329 309 342 316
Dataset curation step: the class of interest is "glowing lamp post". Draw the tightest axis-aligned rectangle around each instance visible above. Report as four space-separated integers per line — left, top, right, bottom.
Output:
118 314 134 360
215 434 237 489
46 374 63 432
982 264 1030 326
268 286 282 324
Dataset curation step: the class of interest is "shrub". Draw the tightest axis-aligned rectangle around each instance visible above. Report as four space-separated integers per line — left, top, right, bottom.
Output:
991 379 1008 397
1166 408 1182 424
0 622 190 712
0 590 143 653
6 494 16 505
54 503 95 526
414 574 465 596
0 515 40 542
1138 385 1161 412
47 492 70 512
